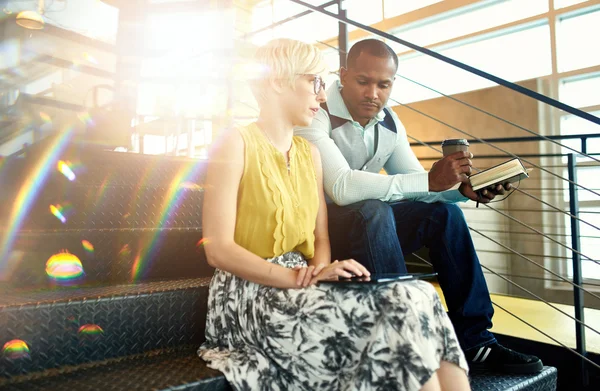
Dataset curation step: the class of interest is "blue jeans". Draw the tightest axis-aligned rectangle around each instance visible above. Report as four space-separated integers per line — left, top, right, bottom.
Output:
327 199 496 351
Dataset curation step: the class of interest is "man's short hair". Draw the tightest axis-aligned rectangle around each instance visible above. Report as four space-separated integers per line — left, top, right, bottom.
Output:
347 39 398 71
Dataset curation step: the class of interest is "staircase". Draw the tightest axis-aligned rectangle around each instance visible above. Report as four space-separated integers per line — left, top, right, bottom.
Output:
0 141 558 390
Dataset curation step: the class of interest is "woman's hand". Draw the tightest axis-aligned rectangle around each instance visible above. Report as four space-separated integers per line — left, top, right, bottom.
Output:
293 265 316 288
309 259 371 285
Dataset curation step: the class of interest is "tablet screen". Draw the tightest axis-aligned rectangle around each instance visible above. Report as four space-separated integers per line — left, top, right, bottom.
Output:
318 272 438 285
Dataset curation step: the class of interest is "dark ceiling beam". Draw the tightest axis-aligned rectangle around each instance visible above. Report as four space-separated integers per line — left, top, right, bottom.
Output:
43 23 115 53
34 54 115 79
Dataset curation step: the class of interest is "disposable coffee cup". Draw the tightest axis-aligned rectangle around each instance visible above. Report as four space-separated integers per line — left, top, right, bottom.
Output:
441 139 469 156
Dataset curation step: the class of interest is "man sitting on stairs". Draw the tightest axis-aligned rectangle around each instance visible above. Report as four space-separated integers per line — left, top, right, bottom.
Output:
295 39 543 375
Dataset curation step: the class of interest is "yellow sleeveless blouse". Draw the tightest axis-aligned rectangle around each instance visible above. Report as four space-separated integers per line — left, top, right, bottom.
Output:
234 123 319 259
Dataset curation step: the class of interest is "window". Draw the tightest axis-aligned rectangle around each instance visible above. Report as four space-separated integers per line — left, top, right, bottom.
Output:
556 7 600 72
44 0 119 44
559 73 600 109
345 0 383 31
559 111 600 166
384 0 443 19
250 0 337 45
554 0 589 9
564 205 600 281
392 23 551 103
559 73 600 281
145 12 233 52
386 0 548 55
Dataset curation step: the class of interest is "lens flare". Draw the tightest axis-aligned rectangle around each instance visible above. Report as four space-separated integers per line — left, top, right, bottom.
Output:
45 252 84 283
81 240 94 253
66 315 78 326
196 238 209 253
49 203 73 224
77 112 95 127
39 112 52 123
179 181 202 190
78 324 103 338
118 244 131 259
0 129 74 267
50 204 66 223
57 160 76 181
2 340 30 359
196 238 208 246
129 162 205 282
83 52 98 65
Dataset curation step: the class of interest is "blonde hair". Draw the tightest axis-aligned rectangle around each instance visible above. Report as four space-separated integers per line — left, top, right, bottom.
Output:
250 38 328 106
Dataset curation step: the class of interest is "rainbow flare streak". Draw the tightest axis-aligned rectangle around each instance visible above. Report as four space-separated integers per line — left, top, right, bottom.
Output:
2 339 30 359
83 52 98 65
50 204 67 223
0 130 73 267
77 112 95 127
130 162 205 281
57 160 76 181
39 112 52 123
81 240 94 253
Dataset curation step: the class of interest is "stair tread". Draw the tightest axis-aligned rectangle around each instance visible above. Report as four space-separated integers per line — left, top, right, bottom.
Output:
0 345 557 391
470 367 557 391
0 277 212 308
0 346 229 391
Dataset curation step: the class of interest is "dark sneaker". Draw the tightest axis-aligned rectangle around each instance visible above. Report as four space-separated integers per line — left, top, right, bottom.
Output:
466 343 543 374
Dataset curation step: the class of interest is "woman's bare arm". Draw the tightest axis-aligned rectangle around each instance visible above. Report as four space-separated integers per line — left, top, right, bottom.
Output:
307 143 331 269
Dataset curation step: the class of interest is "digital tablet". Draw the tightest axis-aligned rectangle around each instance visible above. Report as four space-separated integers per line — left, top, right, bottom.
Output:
318 272 438 285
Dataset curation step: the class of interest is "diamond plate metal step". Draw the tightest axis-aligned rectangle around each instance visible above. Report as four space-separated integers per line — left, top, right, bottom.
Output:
0 345 557 391
0 278 211 378
0 346 230 391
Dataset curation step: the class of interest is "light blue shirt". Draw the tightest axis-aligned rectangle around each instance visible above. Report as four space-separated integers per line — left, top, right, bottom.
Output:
295 81 467 206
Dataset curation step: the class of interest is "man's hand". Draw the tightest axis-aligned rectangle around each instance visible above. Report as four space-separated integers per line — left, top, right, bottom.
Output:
459 182 513 203
429 151 472 192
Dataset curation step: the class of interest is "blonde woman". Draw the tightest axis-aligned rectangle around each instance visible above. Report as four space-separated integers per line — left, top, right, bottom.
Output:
198 38 471 391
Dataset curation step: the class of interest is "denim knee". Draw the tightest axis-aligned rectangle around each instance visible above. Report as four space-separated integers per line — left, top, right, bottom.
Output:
357 199 394 225
431 203 466 227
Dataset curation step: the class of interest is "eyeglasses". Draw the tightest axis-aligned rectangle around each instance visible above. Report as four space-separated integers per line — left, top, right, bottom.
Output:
300 74 326 95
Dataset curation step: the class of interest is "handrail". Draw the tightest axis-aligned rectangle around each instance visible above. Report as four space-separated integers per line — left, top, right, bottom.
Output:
412 251 600 371
395 73 600 164
398 102 600 199
287 0 600 126
481 270 600 288
409 133 600 148
406 130 600 235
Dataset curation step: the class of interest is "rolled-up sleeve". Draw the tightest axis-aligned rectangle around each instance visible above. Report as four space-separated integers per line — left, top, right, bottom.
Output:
384 111 468 204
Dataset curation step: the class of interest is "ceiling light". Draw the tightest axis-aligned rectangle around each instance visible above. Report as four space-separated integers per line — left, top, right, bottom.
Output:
16 0 45 30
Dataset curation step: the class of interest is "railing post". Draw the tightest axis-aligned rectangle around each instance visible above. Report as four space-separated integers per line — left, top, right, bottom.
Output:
567 153 588 387
338 0 348 68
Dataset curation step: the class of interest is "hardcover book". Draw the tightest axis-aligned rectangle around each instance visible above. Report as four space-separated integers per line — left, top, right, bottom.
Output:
470 158 531 192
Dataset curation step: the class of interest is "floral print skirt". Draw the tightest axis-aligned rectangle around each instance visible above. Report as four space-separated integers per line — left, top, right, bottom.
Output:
198 251 468 391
